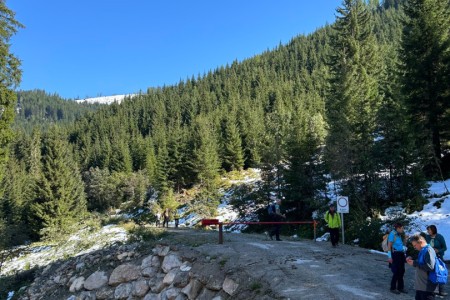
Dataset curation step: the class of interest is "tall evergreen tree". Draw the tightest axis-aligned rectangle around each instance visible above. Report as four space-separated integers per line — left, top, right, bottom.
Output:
400 0 450 177
0 2 22 184
326 0 383 213
30 129 87 239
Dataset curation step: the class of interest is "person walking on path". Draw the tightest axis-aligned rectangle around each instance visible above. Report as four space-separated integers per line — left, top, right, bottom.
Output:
387 223 408 294
324 204 341 247
407 234 438 300
268 198 285 241
426 225 447 297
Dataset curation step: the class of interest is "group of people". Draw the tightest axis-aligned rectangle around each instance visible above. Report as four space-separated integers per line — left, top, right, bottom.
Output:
155 208 180 228
388 223 447 299
269 199 447 299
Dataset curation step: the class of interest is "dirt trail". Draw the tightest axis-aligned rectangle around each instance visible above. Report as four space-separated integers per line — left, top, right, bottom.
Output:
178 229 415 300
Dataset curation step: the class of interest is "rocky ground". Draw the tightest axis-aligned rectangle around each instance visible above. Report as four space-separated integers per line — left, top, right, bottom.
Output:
4 227 432 300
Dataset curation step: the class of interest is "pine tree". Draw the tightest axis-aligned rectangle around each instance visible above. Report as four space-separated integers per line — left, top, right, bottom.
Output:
221 113 244 172
326 0 383 212
30 129 87 239
0 3 22 184
400 0 450 177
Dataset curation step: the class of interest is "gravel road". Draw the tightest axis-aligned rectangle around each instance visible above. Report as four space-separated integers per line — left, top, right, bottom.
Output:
182 229 417 300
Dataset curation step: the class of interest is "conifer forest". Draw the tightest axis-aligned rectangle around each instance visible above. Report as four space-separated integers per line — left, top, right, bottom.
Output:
1 0 449 251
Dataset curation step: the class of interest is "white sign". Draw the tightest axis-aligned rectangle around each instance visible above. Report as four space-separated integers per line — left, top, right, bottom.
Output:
337 196 349 213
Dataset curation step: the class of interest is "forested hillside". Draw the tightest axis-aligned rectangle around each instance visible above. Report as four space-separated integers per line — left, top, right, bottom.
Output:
1 0 449 252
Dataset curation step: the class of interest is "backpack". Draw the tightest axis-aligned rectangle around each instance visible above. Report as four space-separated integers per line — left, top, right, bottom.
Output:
429 256 448 285
381 232 396 252
267 204 275 215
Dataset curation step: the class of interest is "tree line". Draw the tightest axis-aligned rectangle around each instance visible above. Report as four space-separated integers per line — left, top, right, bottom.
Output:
0 0 449 247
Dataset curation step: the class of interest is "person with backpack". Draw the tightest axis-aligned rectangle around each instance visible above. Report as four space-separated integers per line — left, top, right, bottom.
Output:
324 203 341 247
268 198 285 241
426 225 448 297
407 234 439 300
387 222 408 294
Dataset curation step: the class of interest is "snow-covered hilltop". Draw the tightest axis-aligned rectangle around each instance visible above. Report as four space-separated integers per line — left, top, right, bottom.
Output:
75 94 137 105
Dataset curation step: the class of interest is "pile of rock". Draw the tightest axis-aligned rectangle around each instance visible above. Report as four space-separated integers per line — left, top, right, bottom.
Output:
19 244 242 300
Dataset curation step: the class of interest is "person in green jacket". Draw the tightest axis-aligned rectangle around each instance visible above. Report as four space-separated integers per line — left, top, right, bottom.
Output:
426 224 447 297
324 204 341 247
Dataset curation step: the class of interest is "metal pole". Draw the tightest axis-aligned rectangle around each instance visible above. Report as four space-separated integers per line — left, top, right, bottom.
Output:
341 213 345 244
219 223 223 244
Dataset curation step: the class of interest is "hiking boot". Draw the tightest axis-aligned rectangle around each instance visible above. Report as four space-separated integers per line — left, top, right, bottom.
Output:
390 289 400 294
398 289 408 294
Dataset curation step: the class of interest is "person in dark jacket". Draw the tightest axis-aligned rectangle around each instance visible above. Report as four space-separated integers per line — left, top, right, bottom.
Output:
407 234 438 300
426 225 447 297
268 198 285 241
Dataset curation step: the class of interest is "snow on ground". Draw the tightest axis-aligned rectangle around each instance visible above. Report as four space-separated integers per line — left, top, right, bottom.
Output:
75 94 137 104
407 179 450 260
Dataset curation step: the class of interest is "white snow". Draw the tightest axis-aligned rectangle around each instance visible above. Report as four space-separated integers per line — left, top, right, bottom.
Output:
75 94 137 104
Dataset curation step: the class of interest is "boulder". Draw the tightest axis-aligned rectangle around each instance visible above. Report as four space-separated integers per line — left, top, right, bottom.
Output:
109 264 141 286
84 271 108 290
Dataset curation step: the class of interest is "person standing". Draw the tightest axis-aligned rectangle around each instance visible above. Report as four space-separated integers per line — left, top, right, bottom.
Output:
426 225 447 297
163 208 170 228
155 211 161 227
269 198 285 241
387 223 408 294
406 234 438 300
324 204 341 247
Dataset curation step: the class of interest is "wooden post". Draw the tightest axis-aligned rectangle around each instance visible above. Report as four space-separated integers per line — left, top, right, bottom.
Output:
219 223 223 244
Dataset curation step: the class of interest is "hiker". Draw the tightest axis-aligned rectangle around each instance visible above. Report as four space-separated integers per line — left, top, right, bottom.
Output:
324 203 341 247
406 234 438 300
163 208 170 228
387 223 408 294
426 225 447 297
155 211 161 227
268 197 285 241
174 209 180 228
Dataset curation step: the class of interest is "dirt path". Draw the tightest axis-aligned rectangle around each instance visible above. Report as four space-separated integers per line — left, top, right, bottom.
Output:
176 229 415 300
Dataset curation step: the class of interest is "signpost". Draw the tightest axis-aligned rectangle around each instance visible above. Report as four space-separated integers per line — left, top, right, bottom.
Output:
337 196 349 244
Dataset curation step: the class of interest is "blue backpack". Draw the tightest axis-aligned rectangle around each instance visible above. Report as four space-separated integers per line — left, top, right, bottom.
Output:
419 245 448 285
430 257 448 285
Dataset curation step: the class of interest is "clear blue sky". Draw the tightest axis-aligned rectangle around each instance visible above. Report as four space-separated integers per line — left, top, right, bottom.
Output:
8 0 340 100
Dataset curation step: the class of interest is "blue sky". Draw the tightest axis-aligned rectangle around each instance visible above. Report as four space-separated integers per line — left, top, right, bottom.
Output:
8 1 341 100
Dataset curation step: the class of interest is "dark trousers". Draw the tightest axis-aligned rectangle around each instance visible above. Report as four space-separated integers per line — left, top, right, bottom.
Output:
269 215 282 240
329 228 339 246
415 290 435 300
390 251 405 290
163 217 169 228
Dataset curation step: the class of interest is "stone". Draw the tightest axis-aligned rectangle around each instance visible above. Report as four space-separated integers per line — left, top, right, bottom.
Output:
153 245 170 257
181 279 203 300
142 266 158 277
149 276 165 293
196 287 217 300
69 276 85 293
132 279 149 297
84 271 108 290
143 293 160 300
163 269 178 285
95 286 114 300
161 254 182 273
108 264 141 286
114 282 132 299
161 287 181 300
222 277 239 296
172 271 190 288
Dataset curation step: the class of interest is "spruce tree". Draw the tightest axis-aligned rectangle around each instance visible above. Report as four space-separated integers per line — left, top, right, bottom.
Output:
30 129 87 239
0 2 22 184
400 0 450 177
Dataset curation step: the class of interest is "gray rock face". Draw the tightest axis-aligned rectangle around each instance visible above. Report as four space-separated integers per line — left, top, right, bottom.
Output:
84 271 108 290
222 277 239 296
132 279 149 297
69 276 85 293
114 282 133 299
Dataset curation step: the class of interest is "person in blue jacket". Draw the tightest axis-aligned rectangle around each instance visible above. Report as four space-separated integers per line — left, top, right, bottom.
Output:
387 223 408 294
426 225 447 297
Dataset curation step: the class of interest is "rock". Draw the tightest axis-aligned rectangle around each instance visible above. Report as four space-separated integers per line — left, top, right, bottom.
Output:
179 261 191 272
204 274 224 291
163 269 178 285
149 276 165 293
108 264 141 286
69 276 85 293
161 287 181 300
79 290 96 300
114 282 132 299
66 296 76 300
132 279 149 297
196 287 217 300
181 279 203 300
143 293 160 300
76 262 85 271
95 286 114 300
161 254 182 273
153 245 170 257
222 277 239 296
142 266 158 277
172 271 190 288
84 271 108 290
